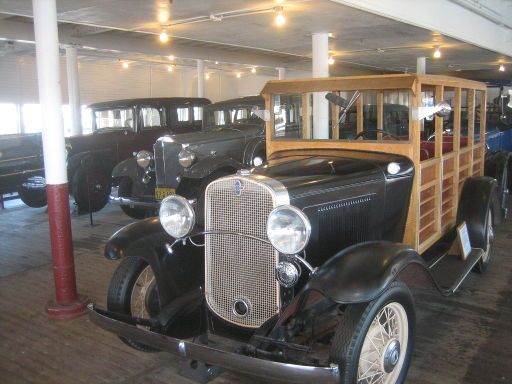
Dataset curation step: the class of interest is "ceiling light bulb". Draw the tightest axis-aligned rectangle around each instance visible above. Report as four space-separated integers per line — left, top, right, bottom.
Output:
205 73 210 80
274 6 286 26
328 57 335 65
168 55 175 61
215 61 219 65
167 65 173 72
236 72 241 78
433 47 441 59
499 64 505 72
251 67 256 73
122 61 129 69
159 30 169 43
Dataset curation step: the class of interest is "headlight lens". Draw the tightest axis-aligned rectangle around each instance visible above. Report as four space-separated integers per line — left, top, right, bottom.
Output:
159 195 195 238
136 150 153 168
267 205 311 255
178 148 196 168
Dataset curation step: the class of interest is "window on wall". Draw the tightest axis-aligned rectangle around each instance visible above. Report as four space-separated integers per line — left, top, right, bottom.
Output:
0 104 19 135
141 107 162 128
23 104 43 133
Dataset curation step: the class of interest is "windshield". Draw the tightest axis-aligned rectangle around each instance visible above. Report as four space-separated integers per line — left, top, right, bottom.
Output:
94 108 135 130
272 90 410 142
203 106 261 129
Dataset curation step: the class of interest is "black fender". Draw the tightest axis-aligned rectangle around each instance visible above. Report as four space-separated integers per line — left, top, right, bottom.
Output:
67 150 115 179
457 176 498 248
111 157 140 182
105 217 204 306
242 137 266 166
183 156 241 179
301 241 428 304
484 151 510 219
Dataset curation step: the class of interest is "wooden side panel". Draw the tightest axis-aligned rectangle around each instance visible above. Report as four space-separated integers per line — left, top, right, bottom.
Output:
302 93 311 139
377 91 383 140
357 94 364 135
479 90 487 175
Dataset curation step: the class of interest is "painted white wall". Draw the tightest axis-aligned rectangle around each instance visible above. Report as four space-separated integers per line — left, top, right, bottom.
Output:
0 55 309 105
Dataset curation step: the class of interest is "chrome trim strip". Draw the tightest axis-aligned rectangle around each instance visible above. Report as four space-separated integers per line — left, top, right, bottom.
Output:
109 195 160 208
88 304 340 384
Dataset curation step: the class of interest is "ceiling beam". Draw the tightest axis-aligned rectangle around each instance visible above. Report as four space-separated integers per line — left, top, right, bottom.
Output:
330 0 512 58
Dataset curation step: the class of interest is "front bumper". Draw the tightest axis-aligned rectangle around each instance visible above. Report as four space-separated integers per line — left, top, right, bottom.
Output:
88 304 340 383
109 186 159 208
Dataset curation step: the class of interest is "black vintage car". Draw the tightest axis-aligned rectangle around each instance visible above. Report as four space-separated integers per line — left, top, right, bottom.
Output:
0 133 46 207
0 97 210 211
90 75 499 384
109 96 265 219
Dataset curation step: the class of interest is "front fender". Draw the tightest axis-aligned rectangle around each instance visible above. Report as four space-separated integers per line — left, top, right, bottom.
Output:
184 157 241 179
112 157 140 181
301 241 427 304
105 217 204 306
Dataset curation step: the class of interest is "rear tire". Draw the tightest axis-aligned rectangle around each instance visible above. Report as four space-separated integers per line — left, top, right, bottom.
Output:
329 282 415 384
18 176 47 208
107 258 160 352
118 177 150 219
477 207 494 273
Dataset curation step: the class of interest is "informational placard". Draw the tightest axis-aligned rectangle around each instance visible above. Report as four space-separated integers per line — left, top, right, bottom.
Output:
449 221 472 260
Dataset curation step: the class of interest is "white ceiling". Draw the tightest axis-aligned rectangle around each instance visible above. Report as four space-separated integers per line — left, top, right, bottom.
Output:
0 0 509 75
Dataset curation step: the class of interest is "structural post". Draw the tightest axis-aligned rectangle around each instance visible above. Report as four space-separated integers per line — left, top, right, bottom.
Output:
312 33 330 139
65 45 82 136
32 0 88 319
197 59 205 98
416 56 426 75
277 67 286 80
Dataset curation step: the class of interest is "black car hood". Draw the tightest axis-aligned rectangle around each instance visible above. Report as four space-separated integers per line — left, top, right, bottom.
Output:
252 149 413 199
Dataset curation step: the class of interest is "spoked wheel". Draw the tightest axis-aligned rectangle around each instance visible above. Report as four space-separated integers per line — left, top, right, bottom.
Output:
477 208 494 273
107 258 160 352
330 282 415 384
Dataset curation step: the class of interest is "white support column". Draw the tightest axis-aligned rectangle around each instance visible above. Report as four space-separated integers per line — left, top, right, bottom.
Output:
417 56 426 75
277 67 286 80
33 0 66 185
65 45 82 136
312 32 329 139
197 59 205 98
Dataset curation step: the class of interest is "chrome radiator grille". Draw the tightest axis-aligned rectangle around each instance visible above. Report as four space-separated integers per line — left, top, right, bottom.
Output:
205 176 281 328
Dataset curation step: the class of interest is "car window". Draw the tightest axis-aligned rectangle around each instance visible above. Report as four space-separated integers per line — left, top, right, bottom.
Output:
94 108 135 131
193 106 203 121
177 107 190 122
141 107 162 129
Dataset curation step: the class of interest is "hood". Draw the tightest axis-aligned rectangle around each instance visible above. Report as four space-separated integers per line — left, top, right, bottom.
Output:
252 149 414 200
158 124 262 147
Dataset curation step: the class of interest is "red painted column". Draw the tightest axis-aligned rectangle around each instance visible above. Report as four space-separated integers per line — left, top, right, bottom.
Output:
33 0 88 319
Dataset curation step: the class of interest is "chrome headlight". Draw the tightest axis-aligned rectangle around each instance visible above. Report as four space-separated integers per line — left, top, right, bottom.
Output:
178 147 196 168
267 205 311 255
159 195 195 238
136 150 153 168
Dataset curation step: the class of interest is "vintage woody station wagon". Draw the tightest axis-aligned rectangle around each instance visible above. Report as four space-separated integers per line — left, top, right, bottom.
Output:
89 74 497 384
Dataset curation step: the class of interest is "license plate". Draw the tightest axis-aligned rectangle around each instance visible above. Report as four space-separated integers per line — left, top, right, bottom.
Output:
155 187 176 200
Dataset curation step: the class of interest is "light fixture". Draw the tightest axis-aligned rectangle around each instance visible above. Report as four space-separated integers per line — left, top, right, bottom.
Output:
433 46 441 59
499 64 506 72
167 65 174 72
122 61 129 69
205 73 210 80
274 6 286 26
328 56 335 65
236 72 241 78
159 29 169 43
215 61 219 65
251 67 256 73
168 54 175 61
328 32 334 38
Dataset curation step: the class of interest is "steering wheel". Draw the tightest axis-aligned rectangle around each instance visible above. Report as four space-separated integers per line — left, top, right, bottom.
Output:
354 129 401 141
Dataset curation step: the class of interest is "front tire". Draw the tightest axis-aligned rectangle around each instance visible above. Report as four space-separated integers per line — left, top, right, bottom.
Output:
107 257 160 352
18 176 47 208
330 282 415 384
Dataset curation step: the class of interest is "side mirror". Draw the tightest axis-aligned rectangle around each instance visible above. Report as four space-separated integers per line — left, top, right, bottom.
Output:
435 101 452 118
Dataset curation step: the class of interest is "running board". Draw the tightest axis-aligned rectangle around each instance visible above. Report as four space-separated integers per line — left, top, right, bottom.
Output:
428 248 483 296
